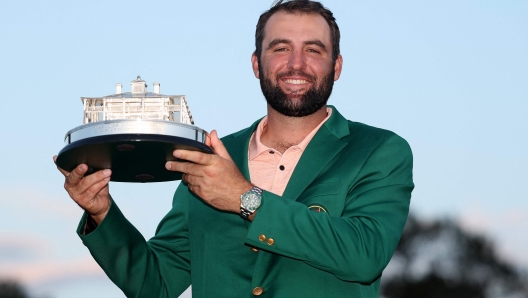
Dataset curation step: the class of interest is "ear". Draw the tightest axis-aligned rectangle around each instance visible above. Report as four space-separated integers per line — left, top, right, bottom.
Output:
333 54 343 81
251 52 260 79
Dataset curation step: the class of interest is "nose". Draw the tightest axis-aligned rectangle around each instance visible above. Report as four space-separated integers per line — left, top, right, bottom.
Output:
287 49 306 71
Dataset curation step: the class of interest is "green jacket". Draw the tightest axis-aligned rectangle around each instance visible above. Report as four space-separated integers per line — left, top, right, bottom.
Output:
78 106 414 298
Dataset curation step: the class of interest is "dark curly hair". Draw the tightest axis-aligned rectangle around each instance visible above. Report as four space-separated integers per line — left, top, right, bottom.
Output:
254 0 340 64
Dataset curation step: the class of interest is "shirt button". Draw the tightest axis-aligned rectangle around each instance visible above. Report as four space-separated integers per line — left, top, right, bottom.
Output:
258 234 267 242
250 247 259 253
252 287 264 296
267 238 275 246
279 165 285 171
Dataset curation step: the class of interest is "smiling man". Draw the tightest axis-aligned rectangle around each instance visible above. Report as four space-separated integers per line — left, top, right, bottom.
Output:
256 10 340 119
56 1 413 297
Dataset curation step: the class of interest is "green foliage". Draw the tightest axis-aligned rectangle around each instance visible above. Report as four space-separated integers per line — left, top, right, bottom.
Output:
381 215 528 298
0 281 27 298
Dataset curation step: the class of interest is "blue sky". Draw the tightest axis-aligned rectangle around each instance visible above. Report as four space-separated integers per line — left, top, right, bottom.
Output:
0 1 527 297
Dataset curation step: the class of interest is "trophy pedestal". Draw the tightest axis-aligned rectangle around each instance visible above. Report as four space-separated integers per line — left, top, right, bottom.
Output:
56 120 211 183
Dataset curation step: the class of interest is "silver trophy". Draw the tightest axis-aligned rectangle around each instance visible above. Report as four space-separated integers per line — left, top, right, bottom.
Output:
56 76 212 182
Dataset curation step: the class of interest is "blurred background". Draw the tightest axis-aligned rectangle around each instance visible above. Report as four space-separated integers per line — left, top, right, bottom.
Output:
0 0 526 297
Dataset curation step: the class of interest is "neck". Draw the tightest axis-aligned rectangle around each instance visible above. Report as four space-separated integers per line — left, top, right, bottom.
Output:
260 105 328 153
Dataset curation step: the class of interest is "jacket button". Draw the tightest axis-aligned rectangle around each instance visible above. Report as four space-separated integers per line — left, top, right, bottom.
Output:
258 234 266 242
252 287 264 296
250 247 259 252
267 238 275 246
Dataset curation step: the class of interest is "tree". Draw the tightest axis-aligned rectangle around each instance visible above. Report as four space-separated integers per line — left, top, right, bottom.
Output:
381 215 528 298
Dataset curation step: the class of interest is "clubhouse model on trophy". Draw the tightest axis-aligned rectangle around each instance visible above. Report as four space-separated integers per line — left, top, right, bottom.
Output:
56 76 212 183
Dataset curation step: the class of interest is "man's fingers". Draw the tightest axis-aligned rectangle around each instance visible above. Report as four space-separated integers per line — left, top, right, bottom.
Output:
209 130 233 161
166 159 203 177
171 149 213 166
57 167 70 177
205 132 212 147
65 166 111 194
53 155 71 177
65 164 89 187
166 130 232 169
85 176 110 198
182 173 201 187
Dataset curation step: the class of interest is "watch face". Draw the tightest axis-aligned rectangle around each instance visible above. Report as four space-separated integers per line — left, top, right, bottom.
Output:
241 191 261 212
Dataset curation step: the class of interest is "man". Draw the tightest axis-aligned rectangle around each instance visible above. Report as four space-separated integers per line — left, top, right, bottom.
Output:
55 1 413 297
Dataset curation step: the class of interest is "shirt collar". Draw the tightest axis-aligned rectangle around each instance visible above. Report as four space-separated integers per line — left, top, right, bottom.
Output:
248 108 332 160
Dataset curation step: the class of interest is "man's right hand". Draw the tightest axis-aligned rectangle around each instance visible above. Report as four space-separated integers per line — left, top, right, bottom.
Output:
53 156 112 225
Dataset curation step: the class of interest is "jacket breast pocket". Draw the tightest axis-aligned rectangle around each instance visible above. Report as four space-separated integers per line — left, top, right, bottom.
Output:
297 181 345 216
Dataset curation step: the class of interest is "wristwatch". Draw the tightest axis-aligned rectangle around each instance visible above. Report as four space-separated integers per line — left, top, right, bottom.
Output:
240 186 263 220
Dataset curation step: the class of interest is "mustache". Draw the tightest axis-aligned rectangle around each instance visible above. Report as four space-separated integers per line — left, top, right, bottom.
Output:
276 70 317 82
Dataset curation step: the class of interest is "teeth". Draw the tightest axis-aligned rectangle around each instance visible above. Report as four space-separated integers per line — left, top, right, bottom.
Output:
285 79 308 85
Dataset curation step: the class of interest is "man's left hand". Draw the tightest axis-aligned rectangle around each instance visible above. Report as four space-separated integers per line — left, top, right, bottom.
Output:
165 130 253 213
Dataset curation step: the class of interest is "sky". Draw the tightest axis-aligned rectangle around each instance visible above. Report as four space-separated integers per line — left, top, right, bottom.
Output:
0 0 527 297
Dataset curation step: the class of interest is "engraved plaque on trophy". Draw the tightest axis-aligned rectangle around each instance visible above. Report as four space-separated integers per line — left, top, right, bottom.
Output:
56 76 212 182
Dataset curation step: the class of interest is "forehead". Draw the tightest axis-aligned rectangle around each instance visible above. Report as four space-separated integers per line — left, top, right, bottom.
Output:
263 11 332 46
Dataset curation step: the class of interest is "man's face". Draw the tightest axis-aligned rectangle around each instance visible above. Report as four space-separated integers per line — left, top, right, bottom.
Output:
252 11 342 117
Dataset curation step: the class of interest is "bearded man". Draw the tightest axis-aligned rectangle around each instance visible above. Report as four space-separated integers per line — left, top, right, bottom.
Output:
56 1 413 297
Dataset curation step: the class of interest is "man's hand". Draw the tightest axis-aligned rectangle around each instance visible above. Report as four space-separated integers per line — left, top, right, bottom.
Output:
53 156 111 224
165 130 253 214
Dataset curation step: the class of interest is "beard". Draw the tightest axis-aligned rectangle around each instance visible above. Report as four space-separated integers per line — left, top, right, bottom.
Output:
259 66 335 117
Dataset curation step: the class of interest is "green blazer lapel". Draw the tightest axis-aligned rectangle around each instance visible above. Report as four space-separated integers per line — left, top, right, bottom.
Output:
282 106 350 201
249 107 350 291
223 106 349 202
222 119 261 181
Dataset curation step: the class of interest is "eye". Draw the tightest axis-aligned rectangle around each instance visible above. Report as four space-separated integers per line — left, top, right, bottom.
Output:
307 48 321 54
274 47 288 52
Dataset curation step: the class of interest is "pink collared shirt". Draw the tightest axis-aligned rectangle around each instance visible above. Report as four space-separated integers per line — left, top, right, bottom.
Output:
248 108 332 196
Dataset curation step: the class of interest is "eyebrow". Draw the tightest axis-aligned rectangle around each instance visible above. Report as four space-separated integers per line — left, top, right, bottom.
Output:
304 40 327 51
267 38 291 49
267 38 328 51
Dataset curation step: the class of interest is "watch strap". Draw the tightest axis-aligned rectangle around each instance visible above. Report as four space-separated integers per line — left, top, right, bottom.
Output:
240 186 262 220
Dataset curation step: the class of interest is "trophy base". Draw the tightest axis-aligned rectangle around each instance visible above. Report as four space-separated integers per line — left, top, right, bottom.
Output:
56 134 212 183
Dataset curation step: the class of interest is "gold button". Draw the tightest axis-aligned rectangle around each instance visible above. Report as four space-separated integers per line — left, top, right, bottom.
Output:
252 286 264 296
267 238 275 246
250 247 259 252
258 234 266 242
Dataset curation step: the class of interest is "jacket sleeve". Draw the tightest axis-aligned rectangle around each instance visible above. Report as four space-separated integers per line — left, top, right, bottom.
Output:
77 185 192 298
245 134 413 283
